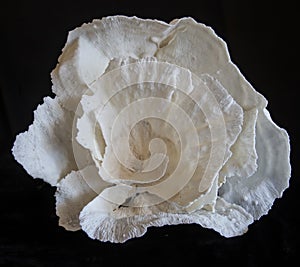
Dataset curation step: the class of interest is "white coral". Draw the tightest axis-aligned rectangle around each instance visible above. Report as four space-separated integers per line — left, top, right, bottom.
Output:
12 16 291 243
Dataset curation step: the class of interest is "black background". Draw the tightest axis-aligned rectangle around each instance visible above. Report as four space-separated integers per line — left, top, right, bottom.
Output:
0 0 299 266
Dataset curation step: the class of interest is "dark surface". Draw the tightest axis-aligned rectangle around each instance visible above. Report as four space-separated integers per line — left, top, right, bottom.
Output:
0 0 299 266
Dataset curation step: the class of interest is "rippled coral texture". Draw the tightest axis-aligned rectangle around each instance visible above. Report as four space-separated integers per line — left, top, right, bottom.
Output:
12 16 290 243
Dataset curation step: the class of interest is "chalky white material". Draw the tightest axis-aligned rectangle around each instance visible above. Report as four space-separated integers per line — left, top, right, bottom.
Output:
12 16 290 243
